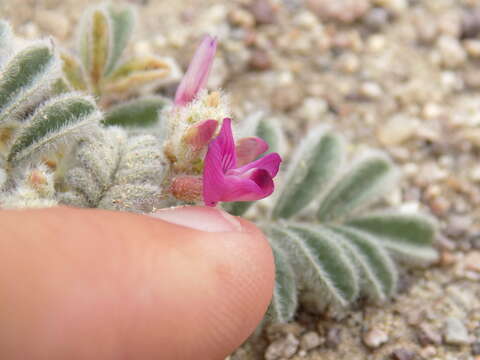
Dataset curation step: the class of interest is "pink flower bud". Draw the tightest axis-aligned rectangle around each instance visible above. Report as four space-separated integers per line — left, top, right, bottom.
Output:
170 175 203 202
174 35 217 107
183 119 218 151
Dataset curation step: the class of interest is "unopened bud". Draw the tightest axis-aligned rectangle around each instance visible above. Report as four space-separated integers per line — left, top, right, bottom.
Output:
183 119 218 151
170 175 203 202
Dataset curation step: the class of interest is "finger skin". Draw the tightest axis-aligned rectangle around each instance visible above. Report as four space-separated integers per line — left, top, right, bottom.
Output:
0 207 274 360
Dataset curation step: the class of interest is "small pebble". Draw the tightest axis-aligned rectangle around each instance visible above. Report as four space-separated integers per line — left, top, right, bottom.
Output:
414 11 438 43
266 323 304 341
464 39 480 58
336 53 360 73
300 331 323 351
422 103 443 120
444 318 470 345
439 251 456 267
445 215 471 238
325 327 342 348
359 81 383 99
228 8 255 28
437 35 467 68
420 345 437 358
363 328 389 349
378 115 418 146
364 7 389 30
472 342 480 355
249 48 272 70
471 234 480 250
464 252 480 273
391 348 416 360
461 7 480 38
249 0 276 25
293 11 319 29
265 333 299 360
272 84 303 111
307 0 370 23
297 97 328 122
417 323 442 345
376 0 408 14
367 34 386 51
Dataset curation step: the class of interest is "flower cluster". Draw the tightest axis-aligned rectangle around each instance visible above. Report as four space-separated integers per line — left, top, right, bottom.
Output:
165 36 282 207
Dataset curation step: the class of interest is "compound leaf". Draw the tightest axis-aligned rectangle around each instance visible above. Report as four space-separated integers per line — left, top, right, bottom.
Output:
317 153 397 222
273 128 345 219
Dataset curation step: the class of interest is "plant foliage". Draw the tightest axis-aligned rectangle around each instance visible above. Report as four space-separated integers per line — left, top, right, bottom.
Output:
61 2 179 129
0 19 166 212
0 5 438 327
229 124 438 324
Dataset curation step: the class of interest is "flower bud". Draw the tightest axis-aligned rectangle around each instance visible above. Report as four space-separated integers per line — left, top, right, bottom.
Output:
174 35 217 107
182 119 218 151
170 175 203 202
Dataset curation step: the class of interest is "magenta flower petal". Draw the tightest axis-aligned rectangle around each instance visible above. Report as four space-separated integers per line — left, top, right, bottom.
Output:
203 117 282 207
174 35 217 107
235 137 269 166
184 119 218 150
215 118 237 171
203 135 227 207
231 152 281 178
221 169 275 202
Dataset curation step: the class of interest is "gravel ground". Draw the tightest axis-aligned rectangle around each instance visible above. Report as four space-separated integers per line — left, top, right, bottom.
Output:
2 0 480 359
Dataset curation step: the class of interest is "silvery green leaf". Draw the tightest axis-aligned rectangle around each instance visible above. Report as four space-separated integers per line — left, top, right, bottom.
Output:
267 241 298 323
0 41 60 124
8 93 101 162
103 96 167 128
104 3 136 76
222 201 253 216
74 126 125 190
104 56 179 94
77 5 110 89
327 225 398 301
0 168 6 189
317 153 397 222
64 166 103 205
0 20 14 66
272 127 345 219
256 118 285 155
346 212 438 264
98 183 160 212
269 223 358 306
113 134 164 185
60 51 88 91
57 190 89 208
61 127 164 212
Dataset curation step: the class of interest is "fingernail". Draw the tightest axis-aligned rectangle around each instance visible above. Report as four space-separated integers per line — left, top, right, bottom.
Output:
150 206 243 232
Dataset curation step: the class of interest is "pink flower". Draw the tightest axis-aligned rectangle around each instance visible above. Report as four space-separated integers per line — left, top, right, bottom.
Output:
174 35 217 107
203 118 282 207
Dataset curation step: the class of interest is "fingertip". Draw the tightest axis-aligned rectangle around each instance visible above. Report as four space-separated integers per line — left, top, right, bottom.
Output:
0 206 275 360
149 206 275 358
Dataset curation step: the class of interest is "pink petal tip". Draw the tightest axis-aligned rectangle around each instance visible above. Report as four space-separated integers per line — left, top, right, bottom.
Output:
174 35 218 107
